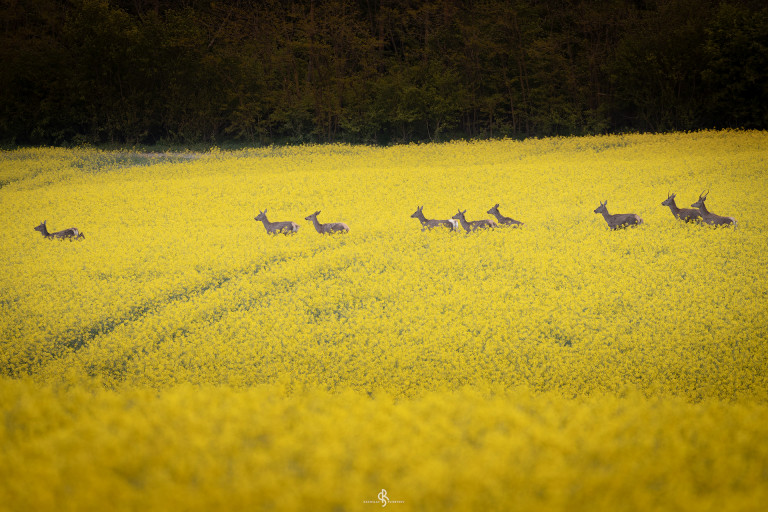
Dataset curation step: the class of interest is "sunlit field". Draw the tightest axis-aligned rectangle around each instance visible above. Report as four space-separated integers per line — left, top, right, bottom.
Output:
2 131 768 510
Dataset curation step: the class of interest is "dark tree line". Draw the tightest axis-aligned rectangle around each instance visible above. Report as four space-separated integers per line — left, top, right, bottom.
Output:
1 0 767 146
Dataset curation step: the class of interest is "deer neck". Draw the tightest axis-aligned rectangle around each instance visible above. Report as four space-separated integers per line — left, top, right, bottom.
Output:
666 200 680 215
414 211 428 224
258 216 273 229
696 203 711 216
490 210 504 222
457 215 471 231
37 225 50 237
310 216 324 233
600 210 613 222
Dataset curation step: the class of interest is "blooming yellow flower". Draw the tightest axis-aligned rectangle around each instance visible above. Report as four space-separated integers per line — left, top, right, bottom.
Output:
1 131 767 510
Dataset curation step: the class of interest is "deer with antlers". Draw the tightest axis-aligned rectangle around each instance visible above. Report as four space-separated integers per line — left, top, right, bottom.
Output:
254 209 299 235
410 206 459 231
487 203 523 227
661 193 701 223
33 221 84 240
593 201 643 230
305 211 350 234
691 191 736 227
451 209 497 233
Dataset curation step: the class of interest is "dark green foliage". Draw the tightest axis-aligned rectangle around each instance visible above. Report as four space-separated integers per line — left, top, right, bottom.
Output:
1 0 766 146
701 2 768 128
609 0 712 132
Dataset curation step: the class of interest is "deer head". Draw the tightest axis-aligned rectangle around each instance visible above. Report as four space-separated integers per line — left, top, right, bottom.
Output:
593 201 608 214
487 204 500 214
410 206 424 218
254 209 267 222
691 190 709 208
661 193 676 206
451 209 467 220
305 211 321 221
34 221 47 234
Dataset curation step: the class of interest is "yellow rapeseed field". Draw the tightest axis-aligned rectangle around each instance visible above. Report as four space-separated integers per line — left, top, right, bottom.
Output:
1 131 767 511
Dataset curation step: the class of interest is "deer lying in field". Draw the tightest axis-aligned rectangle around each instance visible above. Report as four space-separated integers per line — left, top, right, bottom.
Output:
593 201 643 230
254 209 299 235
410 206 459 231
487 203 523 227
661 193 701 223
451 209 497 233
34 221 84 240
691 191 736 227
305 211 350 234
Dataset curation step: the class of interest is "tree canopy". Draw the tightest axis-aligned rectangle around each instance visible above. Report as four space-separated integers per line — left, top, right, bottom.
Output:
2 0 766 146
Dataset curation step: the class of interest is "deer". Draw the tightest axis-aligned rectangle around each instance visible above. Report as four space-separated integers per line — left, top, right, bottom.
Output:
593 201 643 230
661 193 702 223
451 209 497 233
254 209 299 235
410 206 459 231
691 191 736 227
487 203 523 227
305 211 350 234
33 221 84 240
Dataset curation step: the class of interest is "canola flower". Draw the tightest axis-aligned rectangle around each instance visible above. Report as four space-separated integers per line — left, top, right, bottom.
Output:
2 382 767 512
1 131 767 510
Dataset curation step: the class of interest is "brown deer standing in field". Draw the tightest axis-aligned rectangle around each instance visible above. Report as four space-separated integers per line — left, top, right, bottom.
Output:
661 193 701 223
451 209 497 233
410 206 459 231
305 211 350 234
487 203 523 227
33 221 84 240
593 201 643 230
254 209 299 235
691 191 737 227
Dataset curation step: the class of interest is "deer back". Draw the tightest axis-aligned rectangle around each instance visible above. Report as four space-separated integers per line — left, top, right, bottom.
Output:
271 220 299 234
470 219 497 231
323 222 350 234
607 213 642 229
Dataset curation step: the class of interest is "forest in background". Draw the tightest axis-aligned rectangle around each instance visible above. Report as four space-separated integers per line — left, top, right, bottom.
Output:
1 0 767 146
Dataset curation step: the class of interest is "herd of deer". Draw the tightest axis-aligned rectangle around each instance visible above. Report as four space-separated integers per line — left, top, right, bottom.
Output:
595 190 736 230
32 191 736 241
